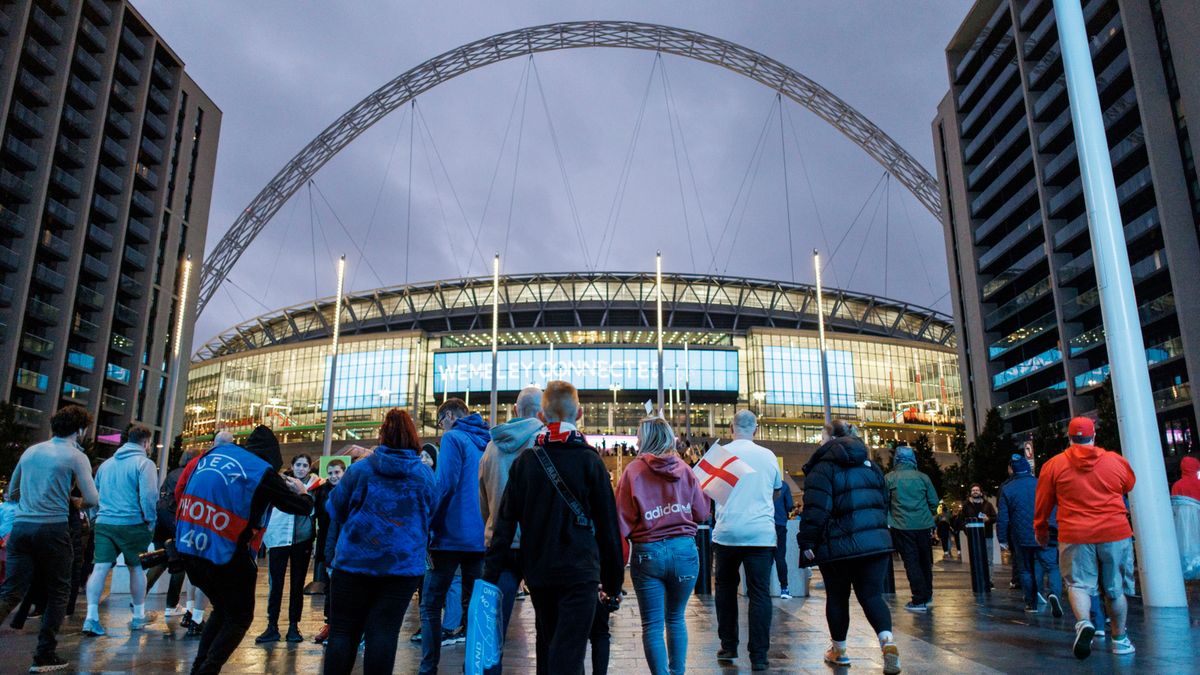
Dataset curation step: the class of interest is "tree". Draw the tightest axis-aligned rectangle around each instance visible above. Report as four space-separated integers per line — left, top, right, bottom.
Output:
912 433 944 496
1031 399 1066 468
971 408 1015 495
0 401 32 481
1094 377 1121 453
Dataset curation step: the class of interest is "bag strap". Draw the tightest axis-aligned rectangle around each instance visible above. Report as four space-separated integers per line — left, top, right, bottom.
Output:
532 446 593 533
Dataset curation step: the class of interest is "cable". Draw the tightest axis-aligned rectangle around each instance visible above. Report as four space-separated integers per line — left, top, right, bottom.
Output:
784 105 839 288
897 186 942 305
260 194 301 308
659 56 715 270
309 179 386 288
708 94 778 273
826 171 888 267
224 276 275 314
847 174 887 286
529 58 592 267
658 53 697 272
349 103 411 291
404 100 415 284
884 174 890 298
413 102 464 279
777 92 795 283
503 59 532 263
307 183 319 301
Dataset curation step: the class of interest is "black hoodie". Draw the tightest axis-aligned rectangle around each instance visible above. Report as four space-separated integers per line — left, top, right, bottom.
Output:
240 426 311 551
797 435 891 566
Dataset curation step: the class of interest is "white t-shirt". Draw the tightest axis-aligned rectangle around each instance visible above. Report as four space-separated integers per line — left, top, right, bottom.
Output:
712 438 782 547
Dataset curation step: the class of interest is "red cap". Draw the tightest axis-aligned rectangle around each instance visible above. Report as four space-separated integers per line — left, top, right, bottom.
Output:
1068 416 1095 440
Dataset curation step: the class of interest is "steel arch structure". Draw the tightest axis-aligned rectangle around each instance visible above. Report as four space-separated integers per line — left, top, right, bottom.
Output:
196 20 943 316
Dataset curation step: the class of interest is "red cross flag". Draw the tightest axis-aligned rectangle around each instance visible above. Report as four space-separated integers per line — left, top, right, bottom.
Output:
693 442 757 506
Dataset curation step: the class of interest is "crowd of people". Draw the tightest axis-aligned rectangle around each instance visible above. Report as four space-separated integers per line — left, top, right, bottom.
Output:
0 388 1195 673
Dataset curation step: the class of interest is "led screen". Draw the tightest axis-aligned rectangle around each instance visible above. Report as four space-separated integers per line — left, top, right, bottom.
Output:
323 349 410 410
433 347 739 394
762 346 855 407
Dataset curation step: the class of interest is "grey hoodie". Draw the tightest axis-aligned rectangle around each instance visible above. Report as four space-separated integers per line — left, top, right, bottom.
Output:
478 417 544 547
95 442 158 528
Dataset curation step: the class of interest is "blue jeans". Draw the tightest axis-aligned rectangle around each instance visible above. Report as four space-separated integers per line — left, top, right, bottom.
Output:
631 536 699 675
1017 545 1062 608
419 550 483 675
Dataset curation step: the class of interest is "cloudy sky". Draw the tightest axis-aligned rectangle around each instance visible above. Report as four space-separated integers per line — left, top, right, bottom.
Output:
131 1 969 351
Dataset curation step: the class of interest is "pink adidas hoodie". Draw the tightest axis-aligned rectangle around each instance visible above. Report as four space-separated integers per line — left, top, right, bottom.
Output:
616 453 711 544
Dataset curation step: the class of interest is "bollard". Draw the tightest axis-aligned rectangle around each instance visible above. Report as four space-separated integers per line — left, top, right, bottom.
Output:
695 524 713 595
884 553 896 594
965 521 990 593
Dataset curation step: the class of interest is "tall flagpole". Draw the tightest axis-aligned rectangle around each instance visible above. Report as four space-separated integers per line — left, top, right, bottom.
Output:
656 251 664 415
1052 0 1185 607
322 255 346 457
814 250 832 427
158 255 191 484
490 253 500 426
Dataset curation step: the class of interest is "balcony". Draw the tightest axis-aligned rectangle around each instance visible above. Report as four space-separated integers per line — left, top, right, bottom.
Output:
106 362 132 384
57 134 88 167
88 223 114 250
148 88 171 113
67 349 96 372
123 245 147 270
152 60 175 88
21 333 55 359
78 18 107 51
74 46 102 79
16 368 49 394
110 81 135 111
68 75 99 109
34 263 67 292
12 404 44 429
0 244 19 271
62 381 92 404
40 229 71 259
143 113 166 138
1073 337 1186 391
76 283 105 309
86 0 113 25
101 136 127 163
30 6 63 44
82 253 109 278
45 198 78 226
92 193 119 221
963 90 1024 164
24 38 58 73
120 26 145 59
1154 383 1192 412
134 162 158 188
1 207 26 235
50 167 82 197
993 346 1063 390
3 134 39 169
108 111 133 138
0 168 34 202
989 311 1057 360
110 332 134 355
974 182 1038 245
0 284 13 307
126 217 150 242
984 277 1052 330
969 152 1035 218
130 191 154 215
61 106 91 135
118 273 142 298
17 70 52 105
27 298 61 323
140 137 163 164
997 381 1068 419
981 241 1047 300
114 302 139 327
115 54 140 84
73 314 100 341
96 164 125 193
10 101 47 137
102 393 128 414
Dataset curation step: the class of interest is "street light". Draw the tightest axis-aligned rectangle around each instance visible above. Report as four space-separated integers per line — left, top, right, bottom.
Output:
609 383 622 433
751 391 766 415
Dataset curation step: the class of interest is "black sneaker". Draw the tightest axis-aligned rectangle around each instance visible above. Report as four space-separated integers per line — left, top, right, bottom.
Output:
441 627 465 646
180 613 197 629
186 620 206 637
1048 594 1064 618
255 625 281 644
904 601 929 613
1072 620 1096 660
410 630 422 643
751 661 769 672
29 653 70 672
286 624 304 643
716 648 737 661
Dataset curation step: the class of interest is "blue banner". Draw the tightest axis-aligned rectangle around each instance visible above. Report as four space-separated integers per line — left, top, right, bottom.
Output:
465 579 503 674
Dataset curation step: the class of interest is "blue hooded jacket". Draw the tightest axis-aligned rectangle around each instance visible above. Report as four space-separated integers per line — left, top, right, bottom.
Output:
327 445 435 576
430 412 491 551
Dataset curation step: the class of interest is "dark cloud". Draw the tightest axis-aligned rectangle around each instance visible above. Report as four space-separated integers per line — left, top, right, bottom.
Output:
130 1 967 350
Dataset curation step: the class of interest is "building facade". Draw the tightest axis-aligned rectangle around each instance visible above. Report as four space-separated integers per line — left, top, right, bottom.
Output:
933 0 1200 458
0 0 221 447
182 272 963 452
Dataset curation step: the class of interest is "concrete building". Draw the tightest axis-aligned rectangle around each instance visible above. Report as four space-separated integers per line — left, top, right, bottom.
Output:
0 0 220 448
932 0 1200 460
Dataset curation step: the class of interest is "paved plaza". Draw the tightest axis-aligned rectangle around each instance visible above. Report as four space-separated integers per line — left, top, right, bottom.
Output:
1 552 1196 673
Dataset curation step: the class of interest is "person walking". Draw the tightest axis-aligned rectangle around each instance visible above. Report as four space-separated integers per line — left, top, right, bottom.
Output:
0 406 99 673
773 481 795 598
420 398 490 674
935 502 958 560
1172 456 1200 500
998 454 1064 616
957 484 998 589
145 448 197 622
322 409 435 675
81 423 160 637
884 446 939 612
257 453 321 644
177 425 313 675
483 380 624 675
478 386 544 652
616 416 710 675
799 420 900 674
712 410 782 672
311 457 345 644
1034 417 1137 659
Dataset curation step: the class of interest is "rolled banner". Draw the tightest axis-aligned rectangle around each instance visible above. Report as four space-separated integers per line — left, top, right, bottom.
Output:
465 578 504 674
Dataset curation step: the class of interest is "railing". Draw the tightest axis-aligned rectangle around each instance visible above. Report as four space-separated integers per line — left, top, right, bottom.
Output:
24 38 58 72
108 111 132 138
144 112 167 138
116 54 140 84
67 349 97 372
0 244 18 271
30 5 63 44
106 362 131 384
121 26 145 59
21 332 54 358
131 191 154 215
10 101 47 136
0 284 13 307
135 162 158 188
50 167 82 197
16 368 49 393
62 381 92 403
102 393 128 414
27 298 61 323
88 224 114 250
993 346 1063 390
4 134 39 169
76 283 105 309
984 277 1052 329
86 0 113 25
0 169 34 202
123 245 147 270
78 18 108 50
92 193 119 221
140 138 163 164
82 253 109 278
57 134 89 166
68 75 99 109
13 404 44 428
110 332 134 355
997 381 1068 419
110 81 135 110
40 229 71 259
148 87 171 112
0 206 24 235
114 302 140 326
34 263 67 291
126 217 150 242
73 315 100 341
152 60 175 88
97 164 125 192
119 273 142 297
102 136 127 163
17 69 52 104
1154 383 1192 411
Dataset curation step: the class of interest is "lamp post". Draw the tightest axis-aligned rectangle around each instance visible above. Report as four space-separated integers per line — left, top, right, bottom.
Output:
157 254 191 484
490 253 500 426
684 339 692 442
813 249 833 427
656 251 664 415
609 383 622 433
377 389 393 420
1051 0 1185 607
322 255 346 457
752 391 766 416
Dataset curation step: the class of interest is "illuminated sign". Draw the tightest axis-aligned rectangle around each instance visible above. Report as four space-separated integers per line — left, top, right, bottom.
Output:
433 347 739 393
323 349 410 410
762 346 855 407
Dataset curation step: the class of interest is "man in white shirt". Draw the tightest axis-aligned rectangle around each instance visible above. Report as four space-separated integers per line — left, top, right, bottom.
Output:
713 410 782 672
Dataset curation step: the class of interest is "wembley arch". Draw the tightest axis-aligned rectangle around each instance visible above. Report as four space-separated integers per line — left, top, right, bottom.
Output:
196 20 943 315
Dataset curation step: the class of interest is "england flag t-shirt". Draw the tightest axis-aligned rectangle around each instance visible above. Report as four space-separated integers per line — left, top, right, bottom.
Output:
711 439 782 547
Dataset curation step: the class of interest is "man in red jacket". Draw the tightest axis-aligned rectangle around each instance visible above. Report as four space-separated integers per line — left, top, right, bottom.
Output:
1034 417 1136 660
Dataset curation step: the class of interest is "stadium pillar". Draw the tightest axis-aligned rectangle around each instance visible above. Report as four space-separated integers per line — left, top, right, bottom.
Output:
656 251 664 415
1052 0 1186 607
322 255 346 457
490 253 500 427
814 250 832 427
157 255 191 484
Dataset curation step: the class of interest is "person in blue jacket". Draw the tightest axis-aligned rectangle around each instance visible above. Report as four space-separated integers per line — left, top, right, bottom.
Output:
419 398 490 674
323 409 435 675
773 484 795 599
997 454 1063 616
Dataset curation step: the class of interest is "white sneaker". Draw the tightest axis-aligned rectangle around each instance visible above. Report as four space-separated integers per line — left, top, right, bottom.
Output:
779 589 792 600
1111 635 1135 655
164 606 187 618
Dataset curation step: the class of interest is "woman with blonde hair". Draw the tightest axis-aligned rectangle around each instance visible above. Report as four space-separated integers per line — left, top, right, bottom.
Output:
616 417 710 675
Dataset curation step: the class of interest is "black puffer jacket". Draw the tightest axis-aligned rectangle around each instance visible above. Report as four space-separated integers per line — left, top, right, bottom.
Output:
797 435 891 566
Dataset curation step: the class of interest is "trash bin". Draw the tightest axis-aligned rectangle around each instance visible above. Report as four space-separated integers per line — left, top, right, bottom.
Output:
695 524 713 595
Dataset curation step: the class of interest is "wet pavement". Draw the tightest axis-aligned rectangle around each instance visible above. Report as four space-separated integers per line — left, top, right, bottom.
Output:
1 551 1197 673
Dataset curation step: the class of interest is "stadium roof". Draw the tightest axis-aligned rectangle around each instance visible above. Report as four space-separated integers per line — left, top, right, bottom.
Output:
194 272 956 362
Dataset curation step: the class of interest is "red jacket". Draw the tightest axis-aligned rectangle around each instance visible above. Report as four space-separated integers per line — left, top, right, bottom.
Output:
1171 456 1200 501
1034 443 1135 544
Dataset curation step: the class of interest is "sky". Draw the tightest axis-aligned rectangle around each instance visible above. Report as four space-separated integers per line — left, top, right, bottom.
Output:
130 1 970 352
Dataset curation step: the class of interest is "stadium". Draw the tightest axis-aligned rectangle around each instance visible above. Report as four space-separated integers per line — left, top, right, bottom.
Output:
182 271 964 457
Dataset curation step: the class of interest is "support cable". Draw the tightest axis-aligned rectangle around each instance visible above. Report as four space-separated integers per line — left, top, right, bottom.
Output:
783 105 839 288
884 173 890 298
260 194 302 307
404 100 415 284
708 94 778 273
349 103 411 291
413 102 464 279
309 179 387 288
897 186 941 305
659 56 715 270
777 92 796 282
529 58 592 267
826 171 888 266
224 276 275 314
847 173 888 286
658 53 698 272
307 183 319 301
721 126 771 274
503 59 532 263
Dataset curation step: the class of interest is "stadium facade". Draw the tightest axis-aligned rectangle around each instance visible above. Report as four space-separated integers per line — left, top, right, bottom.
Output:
182 272 963 450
